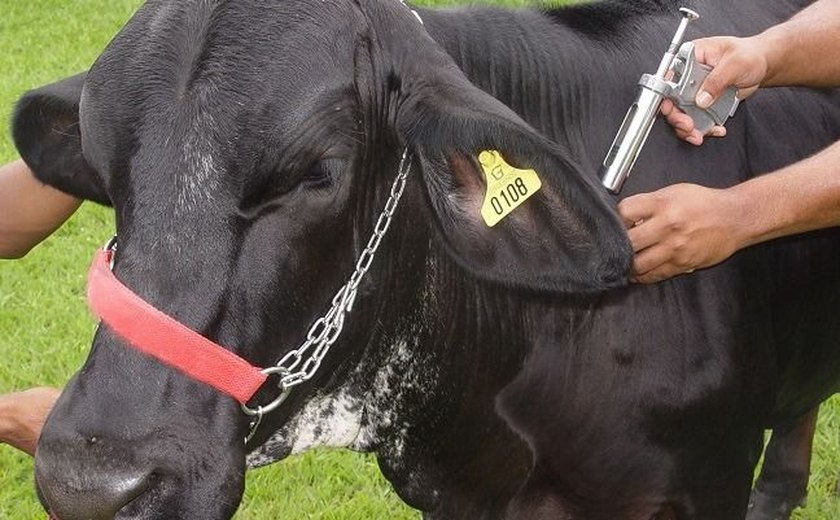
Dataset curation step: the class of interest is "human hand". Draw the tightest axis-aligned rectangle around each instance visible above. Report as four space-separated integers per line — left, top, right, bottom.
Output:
0 387 61 456
617 183 748 283
664 36 769 146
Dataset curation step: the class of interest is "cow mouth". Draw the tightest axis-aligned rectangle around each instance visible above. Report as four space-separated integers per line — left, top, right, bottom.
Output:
36 466 159 520
111 479 163 520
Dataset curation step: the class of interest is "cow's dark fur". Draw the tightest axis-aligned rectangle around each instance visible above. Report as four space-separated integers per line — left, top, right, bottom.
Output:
747 410 818 520
14 0 840 519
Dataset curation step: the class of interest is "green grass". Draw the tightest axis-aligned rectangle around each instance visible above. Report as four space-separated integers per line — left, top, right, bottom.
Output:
0 1 838 519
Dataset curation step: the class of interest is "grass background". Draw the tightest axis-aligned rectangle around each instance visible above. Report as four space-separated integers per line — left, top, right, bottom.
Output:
0 1 838 518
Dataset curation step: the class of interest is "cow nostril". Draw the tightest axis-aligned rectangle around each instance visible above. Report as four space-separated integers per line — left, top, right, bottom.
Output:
36 458 155 520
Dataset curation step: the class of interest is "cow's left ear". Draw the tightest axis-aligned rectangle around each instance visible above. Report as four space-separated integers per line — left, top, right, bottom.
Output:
12 73 111 206
396 67 630 294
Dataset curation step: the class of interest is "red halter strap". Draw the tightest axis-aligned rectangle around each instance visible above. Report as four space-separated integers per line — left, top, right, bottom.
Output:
86 247 267 404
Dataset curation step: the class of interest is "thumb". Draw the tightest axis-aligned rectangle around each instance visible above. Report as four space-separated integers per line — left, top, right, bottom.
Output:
696 60 738 109
691 37 743 109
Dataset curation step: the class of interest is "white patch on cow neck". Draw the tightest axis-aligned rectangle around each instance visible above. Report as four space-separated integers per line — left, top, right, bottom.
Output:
288 389 365 454
246 386 365 468
246 337 430 469
350 338 415 454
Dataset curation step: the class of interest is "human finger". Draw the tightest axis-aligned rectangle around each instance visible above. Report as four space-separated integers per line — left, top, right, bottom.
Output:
693 37 729 68
617 194 656 229
697 68 735 109
736 85 760 101
631 263 686 284
631 243 673 278
665 108 695 134
684 129 704 146
707 126 727 138
631 257 697 284
626 219 664 254
660 98 676 116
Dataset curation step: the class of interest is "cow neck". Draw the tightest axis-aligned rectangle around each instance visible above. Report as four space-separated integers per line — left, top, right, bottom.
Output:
421 8 618 162
86 150 413 443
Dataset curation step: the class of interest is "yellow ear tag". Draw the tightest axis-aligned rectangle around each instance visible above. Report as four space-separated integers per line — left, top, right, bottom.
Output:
478 150 542 227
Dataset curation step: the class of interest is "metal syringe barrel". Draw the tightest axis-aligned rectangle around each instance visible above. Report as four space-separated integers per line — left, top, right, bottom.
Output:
601 8 700 194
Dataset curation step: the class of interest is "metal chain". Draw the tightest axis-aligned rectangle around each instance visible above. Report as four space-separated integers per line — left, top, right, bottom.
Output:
242 149 412 439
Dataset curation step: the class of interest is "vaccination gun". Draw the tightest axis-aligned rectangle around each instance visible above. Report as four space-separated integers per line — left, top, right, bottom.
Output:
600 8 741 194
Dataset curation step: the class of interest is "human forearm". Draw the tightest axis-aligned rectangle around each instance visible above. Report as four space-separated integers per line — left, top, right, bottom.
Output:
0 388 61 456
0 397 17 441
732 139 840 248
757 0 840 88
0 392 34 454
0 159 80 259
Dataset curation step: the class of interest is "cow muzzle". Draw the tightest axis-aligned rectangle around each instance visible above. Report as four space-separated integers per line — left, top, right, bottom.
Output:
35 437 155 520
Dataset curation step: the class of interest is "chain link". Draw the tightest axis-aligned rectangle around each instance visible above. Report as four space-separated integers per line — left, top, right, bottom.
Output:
242 149 412 429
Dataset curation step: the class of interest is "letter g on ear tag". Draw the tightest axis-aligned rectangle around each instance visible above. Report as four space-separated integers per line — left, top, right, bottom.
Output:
478 150 542 227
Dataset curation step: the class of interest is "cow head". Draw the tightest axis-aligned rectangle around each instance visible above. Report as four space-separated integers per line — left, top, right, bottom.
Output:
18 1 630 518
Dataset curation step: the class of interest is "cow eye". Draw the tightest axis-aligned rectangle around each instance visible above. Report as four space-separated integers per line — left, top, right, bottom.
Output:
300 158 342 189
241 158 344 212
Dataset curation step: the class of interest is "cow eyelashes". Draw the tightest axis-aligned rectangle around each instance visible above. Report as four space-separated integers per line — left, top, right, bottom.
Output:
298 157 342 189
240 157 344 212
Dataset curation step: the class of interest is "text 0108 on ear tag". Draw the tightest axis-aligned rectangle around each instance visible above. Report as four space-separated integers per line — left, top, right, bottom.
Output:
479 150 542 227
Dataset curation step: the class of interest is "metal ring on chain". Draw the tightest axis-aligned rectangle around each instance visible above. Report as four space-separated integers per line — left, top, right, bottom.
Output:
241 366 293 417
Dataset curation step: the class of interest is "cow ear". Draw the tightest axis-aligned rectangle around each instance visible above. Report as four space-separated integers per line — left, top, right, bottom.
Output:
397 72 630 294
12 73 110 206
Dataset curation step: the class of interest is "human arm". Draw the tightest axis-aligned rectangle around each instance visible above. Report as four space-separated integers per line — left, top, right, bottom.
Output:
0 168 72 454
619 139 840 283
740 0 840 89
0 159 81 259
0 387 61 456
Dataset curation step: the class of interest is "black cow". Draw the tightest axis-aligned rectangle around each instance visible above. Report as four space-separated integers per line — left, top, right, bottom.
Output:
14 0 840 519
